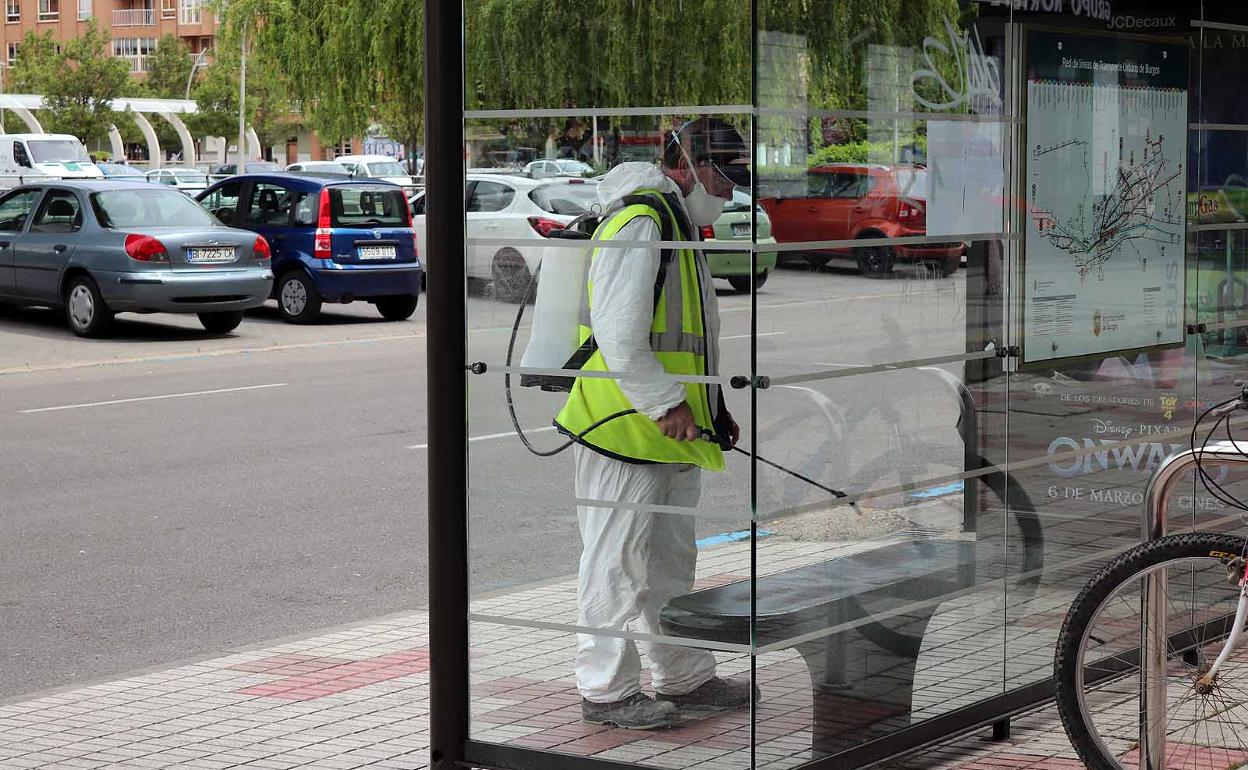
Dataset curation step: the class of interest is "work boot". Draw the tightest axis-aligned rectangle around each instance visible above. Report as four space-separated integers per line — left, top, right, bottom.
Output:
582 692 679 730
656 676 758 712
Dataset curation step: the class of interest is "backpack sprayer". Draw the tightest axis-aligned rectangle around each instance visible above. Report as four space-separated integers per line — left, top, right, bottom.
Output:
503 194 859 509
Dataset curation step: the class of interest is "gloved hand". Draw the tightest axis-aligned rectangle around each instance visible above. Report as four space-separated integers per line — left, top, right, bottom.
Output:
724 411 740 449
657 402 700 441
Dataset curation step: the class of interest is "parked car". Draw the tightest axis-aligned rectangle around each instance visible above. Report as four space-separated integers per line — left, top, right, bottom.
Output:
0 134 102 187
525 158 594 179
701 188 779 293
197 173 421 323
335 155 418 197
286 160 352 177
146 167 209 195
758 163 963 277
409 174 599 302
0 181 273 337
95 162 146 179
208 161 282 183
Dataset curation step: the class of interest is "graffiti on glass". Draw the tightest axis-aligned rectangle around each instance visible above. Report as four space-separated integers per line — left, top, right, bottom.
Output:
910 16 1001 114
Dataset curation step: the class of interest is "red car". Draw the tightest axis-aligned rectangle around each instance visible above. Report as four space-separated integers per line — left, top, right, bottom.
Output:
758 163 964 277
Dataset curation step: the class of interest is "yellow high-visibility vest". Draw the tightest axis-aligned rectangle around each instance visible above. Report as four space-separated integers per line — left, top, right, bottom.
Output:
555 190 723 470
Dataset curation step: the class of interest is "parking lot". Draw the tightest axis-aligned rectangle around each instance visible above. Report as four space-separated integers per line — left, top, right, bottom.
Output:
0 264 970 700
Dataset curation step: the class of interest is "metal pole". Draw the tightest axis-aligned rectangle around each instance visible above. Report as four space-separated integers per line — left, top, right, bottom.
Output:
425 0 467 768
185 48 207 102
237 32 247 173
1138 441 1248 769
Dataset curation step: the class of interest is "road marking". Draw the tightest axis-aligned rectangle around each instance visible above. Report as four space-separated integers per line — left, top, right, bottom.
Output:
407 425 556 450
721 331 787 341
0 333 423 378
20 383 288 414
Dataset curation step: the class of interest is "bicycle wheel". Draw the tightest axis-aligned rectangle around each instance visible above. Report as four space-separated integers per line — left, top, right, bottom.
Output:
844 450 1044 658
1054 532 1248 770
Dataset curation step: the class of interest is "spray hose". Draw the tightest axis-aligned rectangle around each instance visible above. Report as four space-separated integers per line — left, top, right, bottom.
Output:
501 241 858 510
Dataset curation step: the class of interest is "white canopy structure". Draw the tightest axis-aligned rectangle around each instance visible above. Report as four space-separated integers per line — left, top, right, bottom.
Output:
0 94 262 168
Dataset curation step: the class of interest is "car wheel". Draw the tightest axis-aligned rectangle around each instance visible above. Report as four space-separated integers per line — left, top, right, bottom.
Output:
64 274 114 338
856 245 894 278
376 295 419 321
277 271 322 323
938 256 959 277
490 248 532 304
198 310 244 334
727 271 769 293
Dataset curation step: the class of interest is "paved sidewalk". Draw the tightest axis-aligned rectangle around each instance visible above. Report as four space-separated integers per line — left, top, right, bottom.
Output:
0 600 1096 770
0 529 1104 770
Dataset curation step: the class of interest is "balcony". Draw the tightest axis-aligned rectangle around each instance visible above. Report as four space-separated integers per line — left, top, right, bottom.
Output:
112 7 154 26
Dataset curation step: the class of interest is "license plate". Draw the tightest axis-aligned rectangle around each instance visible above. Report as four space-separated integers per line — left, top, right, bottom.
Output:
358 245 397 260
731 222 750 237
187 246 236 263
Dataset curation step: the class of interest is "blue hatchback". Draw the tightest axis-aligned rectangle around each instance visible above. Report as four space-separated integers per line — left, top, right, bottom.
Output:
196 173 422 322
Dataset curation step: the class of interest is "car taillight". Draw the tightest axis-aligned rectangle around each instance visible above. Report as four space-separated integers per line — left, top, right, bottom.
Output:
124 233 169 262
314 228 333 259
898 199 925 222
699 224 715 239
253 235 271 260
528 216 565 237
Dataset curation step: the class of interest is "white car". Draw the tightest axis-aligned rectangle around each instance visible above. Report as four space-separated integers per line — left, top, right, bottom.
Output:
146 167 209 194
525 158 594 179
286 160 352 176
410 174 599 301
336 154 418 197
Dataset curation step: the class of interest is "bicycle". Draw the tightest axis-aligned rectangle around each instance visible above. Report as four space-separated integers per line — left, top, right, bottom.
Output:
1054 383 1248 770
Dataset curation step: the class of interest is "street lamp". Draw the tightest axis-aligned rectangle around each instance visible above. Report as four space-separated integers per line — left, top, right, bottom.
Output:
237 32 247 174
184 48 208 101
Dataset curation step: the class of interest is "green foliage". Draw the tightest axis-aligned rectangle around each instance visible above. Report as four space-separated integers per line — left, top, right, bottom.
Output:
8 31 59 94
143 35 194 99
807 136 927 165
211 0 974 161
188 35 293 151
9 22 130 144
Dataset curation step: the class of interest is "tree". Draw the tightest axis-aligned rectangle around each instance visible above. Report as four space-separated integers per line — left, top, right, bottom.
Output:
188 36 294 157
9 22 130 144
143 34 194 99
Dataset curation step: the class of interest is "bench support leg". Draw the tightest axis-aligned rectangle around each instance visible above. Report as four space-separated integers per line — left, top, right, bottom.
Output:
992 718 1011 741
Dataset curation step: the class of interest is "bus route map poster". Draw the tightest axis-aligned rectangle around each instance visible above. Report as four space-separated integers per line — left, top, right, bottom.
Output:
1023 29 1188 365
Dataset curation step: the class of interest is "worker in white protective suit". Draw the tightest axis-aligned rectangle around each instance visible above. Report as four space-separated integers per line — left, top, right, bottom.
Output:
554 118 755 730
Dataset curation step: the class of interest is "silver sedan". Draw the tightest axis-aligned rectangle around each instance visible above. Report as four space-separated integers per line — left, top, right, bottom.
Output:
0 181 273 337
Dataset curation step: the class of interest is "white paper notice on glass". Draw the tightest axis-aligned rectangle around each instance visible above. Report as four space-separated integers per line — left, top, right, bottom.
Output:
925 121 1005 237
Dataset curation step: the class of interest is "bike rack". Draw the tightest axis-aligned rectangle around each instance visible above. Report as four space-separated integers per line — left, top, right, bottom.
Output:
1139 441 1248 770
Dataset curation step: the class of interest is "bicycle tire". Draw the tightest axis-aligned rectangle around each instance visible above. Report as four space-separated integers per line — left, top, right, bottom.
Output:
1054 532 1248 770
845 451 1044 659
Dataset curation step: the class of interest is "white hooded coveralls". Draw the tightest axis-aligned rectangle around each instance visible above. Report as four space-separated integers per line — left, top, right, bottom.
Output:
575 163 721 703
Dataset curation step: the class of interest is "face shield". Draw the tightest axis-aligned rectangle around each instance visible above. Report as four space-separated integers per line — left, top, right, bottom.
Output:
669 118 752 224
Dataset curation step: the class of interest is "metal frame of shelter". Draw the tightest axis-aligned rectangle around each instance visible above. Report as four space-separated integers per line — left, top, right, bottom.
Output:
0 93 264 167
421 1 1248 768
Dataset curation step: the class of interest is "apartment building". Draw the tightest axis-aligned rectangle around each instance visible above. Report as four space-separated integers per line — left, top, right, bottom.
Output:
0 0 215 76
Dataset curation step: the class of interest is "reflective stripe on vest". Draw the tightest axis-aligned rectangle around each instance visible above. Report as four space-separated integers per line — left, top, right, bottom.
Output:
554 191 723 470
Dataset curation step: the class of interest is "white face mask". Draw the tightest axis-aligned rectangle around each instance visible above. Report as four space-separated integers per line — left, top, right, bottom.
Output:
683 181 730 227
675 143 730 226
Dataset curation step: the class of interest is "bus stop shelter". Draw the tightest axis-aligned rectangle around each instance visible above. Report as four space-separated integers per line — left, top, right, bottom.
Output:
424 2 1248 769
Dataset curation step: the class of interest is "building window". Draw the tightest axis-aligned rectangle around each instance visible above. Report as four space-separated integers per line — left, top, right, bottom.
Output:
37 0 57 21
5 0 17 23
76 0 89 19
160 0 174 18
7 42 18 67
112 37 155 72
178 0 199 23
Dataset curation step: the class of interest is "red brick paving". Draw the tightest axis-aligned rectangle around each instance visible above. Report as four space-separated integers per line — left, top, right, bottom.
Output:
229 647 430 701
